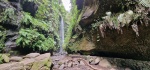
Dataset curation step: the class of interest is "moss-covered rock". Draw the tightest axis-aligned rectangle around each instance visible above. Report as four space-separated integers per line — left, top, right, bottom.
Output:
0 54 10 63
31 58 49 70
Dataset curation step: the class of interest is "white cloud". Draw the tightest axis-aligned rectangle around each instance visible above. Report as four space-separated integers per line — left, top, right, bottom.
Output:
61 0 71 12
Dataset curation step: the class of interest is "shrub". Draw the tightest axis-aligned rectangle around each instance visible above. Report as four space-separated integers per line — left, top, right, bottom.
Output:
16 29 55 51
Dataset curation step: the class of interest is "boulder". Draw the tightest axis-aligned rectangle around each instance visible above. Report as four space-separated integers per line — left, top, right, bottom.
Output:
0 62 23 70
1 54 10 63
19 58 35 66
31 58 49 70
10 56 23 62
24 53 40 58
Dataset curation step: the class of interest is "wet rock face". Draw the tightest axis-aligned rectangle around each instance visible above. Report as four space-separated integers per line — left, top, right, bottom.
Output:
77 25 150 60
79 0 123 27
76 0 150 60
22 1 38 16
76 0 84 10
0 0 38 51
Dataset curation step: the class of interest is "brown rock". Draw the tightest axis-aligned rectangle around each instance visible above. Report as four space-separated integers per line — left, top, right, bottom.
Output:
19 58 35 65
35 53 50 60
10 56 23 62
0 62 23 70
24 53 40 58
11 66 24 70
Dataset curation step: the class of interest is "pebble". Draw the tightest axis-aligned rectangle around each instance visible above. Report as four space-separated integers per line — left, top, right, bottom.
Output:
67 61 73 67
99 59 112 67
94 58 100 65
59 64 65 70
79 60 85 65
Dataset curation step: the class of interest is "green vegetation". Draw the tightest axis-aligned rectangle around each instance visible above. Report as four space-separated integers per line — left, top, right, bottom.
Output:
0 8 15 22
21 12 49 31
0 26 6 52
16 0 60 51
16 29 55 51
64 0 81 49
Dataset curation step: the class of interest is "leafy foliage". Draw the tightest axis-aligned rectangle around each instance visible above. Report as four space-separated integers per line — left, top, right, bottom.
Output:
16 29 55 51
64 0 81 49
0 8 15 22
0 26 6 52
21 12 49 31
16 0 62 52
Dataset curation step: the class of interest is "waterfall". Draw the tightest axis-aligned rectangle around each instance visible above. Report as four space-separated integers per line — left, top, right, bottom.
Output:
59 16 64 54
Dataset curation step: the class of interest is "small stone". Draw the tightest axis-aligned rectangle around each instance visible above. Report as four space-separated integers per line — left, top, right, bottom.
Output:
24 53 40 58
99 59 111 67
79 60 85 65
10 56 23 62
67 61 73 67
53 64 59 69
73 61 79 66
59 64 65 69
94 58 100 65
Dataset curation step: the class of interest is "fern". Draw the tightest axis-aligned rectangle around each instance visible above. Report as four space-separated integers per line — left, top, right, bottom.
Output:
0 8 15 22
16 29 55 51
21 12 49 31
64 0 81 49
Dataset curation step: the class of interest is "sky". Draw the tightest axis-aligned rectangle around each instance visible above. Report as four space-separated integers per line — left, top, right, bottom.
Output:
61 0 71 12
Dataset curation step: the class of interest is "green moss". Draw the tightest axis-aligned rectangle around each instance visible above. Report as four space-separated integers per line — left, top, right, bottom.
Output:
31 58 49 70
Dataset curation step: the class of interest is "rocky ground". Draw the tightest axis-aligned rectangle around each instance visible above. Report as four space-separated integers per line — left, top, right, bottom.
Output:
0 53 51 70
52 54 150 70
0 53 150 70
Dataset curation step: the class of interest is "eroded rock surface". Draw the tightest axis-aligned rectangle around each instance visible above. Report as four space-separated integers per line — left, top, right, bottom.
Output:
0 53 51 70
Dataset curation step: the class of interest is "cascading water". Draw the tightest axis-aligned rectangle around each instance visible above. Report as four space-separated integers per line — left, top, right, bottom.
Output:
57 0 71 55
59 16 65 54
